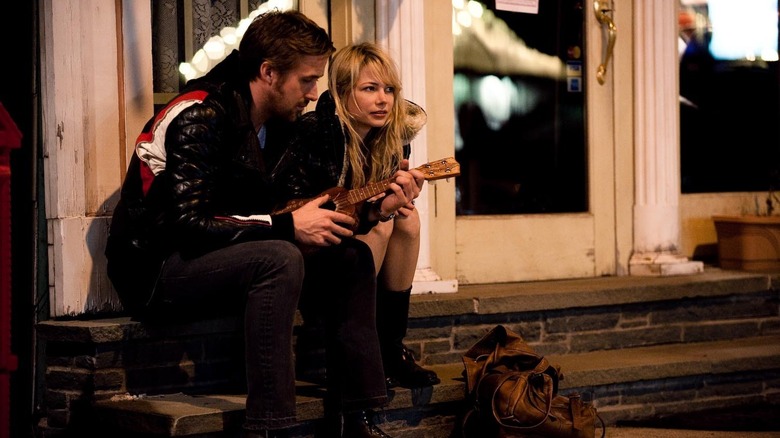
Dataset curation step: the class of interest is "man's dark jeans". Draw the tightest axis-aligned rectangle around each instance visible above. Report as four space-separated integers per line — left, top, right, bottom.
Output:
300 238 388 416
151 238 387 431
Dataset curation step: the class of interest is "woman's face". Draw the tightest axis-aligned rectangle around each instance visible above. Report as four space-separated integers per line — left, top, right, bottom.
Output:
345 66 395 139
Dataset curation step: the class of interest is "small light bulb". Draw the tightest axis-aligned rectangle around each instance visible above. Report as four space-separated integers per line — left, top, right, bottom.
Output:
191 49 210 73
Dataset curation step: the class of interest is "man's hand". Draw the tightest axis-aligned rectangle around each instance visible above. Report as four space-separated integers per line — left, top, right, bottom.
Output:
291 195 354 246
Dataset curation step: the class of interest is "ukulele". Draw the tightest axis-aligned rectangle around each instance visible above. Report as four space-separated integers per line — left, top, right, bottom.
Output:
273 157 461 229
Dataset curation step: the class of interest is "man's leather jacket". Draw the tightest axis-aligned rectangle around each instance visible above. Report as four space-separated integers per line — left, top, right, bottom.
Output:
105 51 295 314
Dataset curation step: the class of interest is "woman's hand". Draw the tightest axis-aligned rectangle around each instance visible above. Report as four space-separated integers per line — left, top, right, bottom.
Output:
399 159 425 191
375 160 425 220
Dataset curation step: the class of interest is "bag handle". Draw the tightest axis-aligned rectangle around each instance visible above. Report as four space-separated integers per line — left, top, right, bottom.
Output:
462 325 550 394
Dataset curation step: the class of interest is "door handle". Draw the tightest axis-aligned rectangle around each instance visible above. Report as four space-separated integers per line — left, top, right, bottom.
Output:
594 1 617 85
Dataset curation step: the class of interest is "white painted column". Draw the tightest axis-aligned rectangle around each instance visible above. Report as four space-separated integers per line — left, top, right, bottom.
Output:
376 0 457 293
629 0 703 276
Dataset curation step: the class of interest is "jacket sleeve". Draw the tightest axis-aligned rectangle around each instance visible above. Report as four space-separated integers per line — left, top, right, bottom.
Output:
164 100 295 256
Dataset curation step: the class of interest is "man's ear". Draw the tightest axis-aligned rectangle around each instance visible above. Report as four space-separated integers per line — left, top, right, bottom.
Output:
259 62 274 84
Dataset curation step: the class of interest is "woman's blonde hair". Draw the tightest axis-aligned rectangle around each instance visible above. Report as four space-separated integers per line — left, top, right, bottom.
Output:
328 42 406 188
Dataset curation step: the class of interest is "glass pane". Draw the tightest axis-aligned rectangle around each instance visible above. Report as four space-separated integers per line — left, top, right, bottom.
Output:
151 0 266 98
453 0 587 215
679 0 780 193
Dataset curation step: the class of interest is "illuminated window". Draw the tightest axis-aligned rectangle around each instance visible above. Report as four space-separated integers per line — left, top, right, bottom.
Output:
152 0 293 107
708 0 778 61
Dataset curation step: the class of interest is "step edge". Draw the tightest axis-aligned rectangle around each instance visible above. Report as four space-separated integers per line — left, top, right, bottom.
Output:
93 336 780 435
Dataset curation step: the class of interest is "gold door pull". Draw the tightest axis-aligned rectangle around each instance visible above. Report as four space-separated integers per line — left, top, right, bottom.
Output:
594 1 617 85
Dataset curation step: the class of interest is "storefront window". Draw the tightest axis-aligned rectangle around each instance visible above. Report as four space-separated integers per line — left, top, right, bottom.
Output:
679 0 780 193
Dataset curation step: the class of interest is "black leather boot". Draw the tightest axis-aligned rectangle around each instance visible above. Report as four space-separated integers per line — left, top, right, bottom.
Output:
342 410 393 438
376 288 440 388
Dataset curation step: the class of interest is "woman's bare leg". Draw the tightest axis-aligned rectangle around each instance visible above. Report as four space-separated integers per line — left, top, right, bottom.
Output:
378 209 420 290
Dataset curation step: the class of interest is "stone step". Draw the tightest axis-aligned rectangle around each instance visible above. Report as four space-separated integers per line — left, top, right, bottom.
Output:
91 334 780 437
37 269 780 436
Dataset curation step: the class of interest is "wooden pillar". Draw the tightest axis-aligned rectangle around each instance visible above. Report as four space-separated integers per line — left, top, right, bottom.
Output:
629 0 703 276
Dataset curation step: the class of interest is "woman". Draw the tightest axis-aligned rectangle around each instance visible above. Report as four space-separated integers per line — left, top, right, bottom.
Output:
273 42 440 390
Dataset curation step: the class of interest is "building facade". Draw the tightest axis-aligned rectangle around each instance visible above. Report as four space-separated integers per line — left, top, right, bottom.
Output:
37 0 769 318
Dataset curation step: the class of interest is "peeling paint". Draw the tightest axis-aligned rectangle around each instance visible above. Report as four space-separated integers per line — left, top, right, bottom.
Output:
56 122 64 148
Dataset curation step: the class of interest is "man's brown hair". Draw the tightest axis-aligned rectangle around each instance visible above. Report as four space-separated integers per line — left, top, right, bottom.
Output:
239 9 335 81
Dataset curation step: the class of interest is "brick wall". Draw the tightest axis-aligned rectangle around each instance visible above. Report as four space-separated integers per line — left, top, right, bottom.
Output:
37 317 245 433
406 290 780 366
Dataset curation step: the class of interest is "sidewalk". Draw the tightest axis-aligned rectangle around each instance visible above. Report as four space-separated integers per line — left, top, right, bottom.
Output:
607 428 780 438
608 401 780 438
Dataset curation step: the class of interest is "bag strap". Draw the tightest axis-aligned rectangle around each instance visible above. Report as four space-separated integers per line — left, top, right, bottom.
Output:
594 411 607 438
596 411 607 438
460 406 475 438
489 371 555 431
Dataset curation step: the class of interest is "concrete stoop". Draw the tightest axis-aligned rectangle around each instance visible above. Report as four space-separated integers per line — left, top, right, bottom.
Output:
87 335 780 437
36 269 780 437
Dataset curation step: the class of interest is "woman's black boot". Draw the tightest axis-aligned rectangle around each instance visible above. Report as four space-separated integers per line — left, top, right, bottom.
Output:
342 410 392 438
376 288 440 388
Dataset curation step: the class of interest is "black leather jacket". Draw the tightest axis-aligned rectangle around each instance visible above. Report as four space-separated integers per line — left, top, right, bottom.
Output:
106 51 294 314
271 91 349 201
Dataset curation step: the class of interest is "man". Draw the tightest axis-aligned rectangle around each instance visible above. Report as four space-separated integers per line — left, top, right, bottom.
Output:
106 10 417 438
